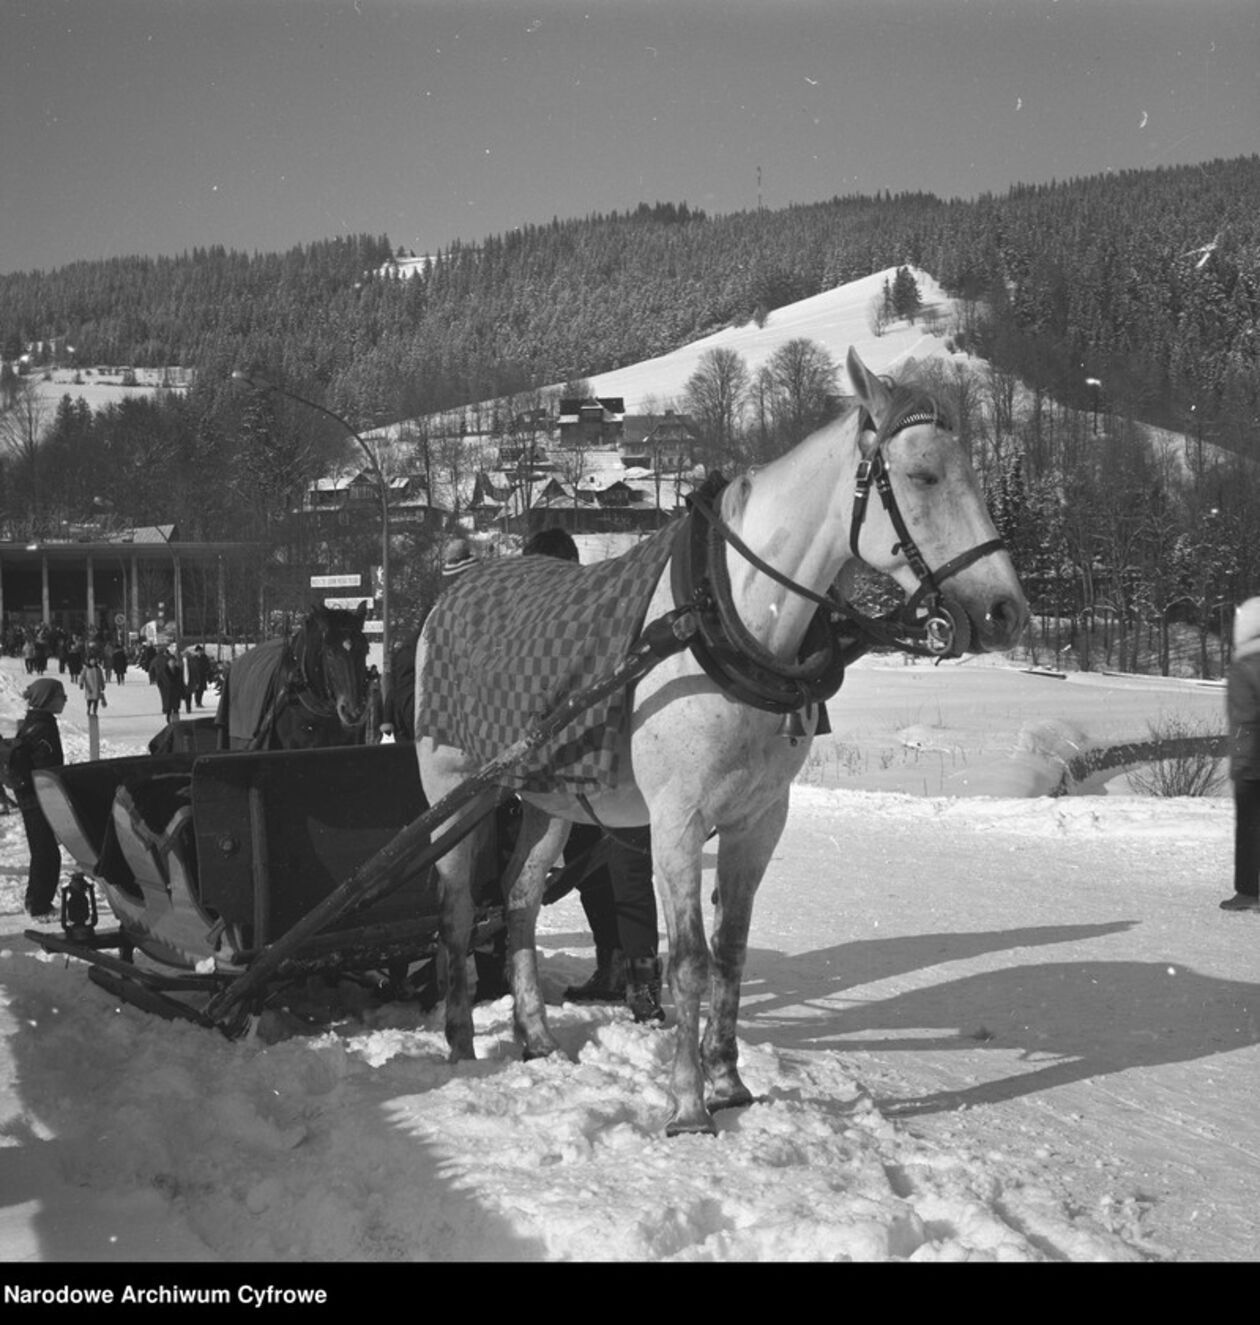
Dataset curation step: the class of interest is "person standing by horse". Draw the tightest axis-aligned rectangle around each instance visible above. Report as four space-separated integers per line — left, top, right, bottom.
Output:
7 678 68 921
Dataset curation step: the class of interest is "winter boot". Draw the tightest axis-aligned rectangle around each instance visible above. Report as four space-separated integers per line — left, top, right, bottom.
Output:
1220 892 1260 911
625 956 666 1025
564 948 627 1002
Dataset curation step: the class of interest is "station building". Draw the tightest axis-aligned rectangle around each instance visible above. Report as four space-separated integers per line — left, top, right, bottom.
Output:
0 526 260 645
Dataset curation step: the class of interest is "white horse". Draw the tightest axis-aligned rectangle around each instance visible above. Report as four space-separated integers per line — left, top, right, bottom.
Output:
415 347 1028 1135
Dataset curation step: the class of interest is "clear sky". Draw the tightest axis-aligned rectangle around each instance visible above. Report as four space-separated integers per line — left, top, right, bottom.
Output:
1 0 1256 275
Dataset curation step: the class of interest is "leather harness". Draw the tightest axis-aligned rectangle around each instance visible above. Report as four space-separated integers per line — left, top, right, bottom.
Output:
665 407 1008 717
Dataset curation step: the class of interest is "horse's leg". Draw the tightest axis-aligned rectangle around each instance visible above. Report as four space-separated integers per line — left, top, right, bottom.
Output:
502 804 571 1059
703 793 790 1113
650 810 714 1136
435 811 490 1062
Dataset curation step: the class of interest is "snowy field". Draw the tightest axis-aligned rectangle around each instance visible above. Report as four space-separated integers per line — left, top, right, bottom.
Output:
22 366 186 422
1 649 1255 1272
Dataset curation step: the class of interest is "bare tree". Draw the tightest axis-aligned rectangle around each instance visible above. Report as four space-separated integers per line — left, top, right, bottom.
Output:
0 381 52 537
684 347 749 473
985 360 1020 465
765 338 838 451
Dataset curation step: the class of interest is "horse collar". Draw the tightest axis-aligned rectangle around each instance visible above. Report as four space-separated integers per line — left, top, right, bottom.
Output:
672 477 849 715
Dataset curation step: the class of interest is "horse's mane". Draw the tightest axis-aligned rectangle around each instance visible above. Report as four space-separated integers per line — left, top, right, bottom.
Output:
717 472 753 524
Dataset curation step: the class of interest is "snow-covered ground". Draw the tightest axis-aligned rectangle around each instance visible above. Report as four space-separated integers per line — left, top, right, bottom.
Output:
25 366 187 417
572 268 958 413
1 650 1255 1268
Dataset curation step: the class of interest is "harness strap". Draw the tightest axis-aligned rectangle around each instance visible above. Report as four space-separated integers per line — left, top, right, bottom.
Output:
675 481 850 715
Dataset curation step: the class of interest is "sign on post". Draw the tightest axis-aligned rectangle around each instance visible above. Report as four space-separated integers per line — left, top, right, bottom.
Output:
310 574 362 589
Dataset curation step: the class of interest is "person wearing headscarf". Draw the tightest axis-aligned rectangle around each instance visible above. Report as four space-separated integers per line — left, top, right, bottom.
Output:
1223 597 1260 911
8 678 67 920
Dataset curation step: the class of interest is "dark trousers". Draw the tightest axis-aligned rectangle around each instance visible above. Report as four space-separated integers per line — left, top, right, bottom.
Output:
21 802 62 913
569 823 657 959
1234 780 1260 898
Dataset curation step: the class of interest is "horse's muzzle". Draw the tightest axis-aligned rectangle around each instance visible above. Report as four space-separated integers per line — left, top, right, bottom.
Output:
924 592 1026 657
963 592 1028 653
337 699 368 729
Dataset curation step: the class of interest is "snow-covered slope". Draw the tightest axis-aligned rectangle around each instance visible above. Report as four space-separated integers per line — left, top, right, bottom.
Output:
570 267 961 412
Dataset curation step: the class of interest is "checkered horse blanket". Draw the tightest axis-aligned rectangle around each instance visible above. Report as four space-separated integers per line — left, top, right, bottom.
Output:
214 638 289 749
417 523 677 792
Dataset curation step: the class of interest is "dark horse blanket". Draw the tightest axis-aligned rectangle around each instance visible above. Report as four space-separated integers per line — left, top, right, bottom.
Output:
418 524 676 792
214 639 289 750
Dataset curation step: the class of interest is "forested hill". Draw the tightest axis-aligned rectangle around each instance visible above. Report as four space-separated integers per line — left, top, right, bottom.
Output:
2 157 1257 438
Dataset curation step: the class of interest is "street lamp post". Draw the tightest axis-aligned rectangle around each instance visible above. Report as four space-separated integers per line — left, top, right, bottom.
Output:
230 370 391 696
1085 377 1102 436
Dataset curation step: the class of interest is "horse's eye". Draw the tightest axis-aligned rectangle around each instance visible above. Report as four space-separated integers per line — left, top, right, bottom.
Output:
908 469 939 488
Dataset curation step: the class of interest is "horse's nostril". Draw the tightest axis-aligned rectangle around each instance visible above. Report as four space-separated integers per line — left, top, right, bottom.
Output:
987 596 1027 639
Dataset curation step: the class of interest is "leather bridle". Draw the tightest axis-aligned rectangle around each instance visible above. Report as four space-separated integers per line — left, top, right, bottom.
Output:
689 407 1007 663
848 407 1007 655
287 618 366 722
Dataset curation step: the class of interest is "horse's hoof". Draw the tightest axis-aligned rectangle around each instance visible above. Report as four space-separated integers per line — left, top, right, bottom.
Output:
707 1087 756 1115
664 1112 718 1138
446 1039 476 1064
520 1040 561 1062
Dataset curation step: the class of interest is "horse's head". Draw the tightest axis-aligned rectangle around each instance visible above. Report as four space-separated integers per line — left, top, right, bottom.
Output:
299 601 370 729
846 347 1028 655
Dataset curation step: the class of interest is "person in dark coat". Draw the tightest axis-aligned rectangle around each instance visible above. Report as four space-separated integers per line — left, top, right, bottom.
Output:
154 643 186 724
110 643 129 686
185 644 213 710
65 634 85 684
7 678 67 920
380 631 420 743
1223 597 1260 911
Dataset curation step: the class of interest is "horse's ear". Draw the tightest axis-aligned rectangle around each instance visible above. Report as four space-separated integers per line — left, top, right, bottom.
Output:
847 347 891 426
356 601 367 623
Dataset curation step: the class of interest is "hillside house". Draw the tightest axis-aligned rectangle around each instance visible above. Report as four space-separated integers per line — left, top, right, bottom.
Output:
557 397 625 450
620 410 699 471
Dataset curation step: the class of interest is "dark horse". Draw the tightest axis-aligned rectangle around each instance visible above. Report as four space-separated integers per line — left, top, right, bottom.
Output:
215 603 370 750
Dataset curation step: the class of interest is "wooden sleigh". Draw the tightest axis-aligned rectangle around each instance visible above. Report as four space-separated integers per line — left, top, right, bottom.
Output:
26 741 507 1031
